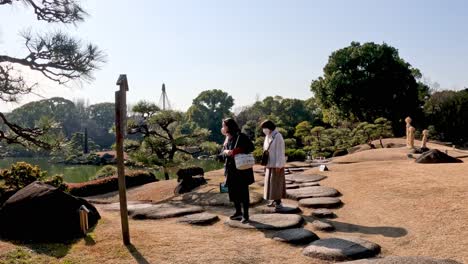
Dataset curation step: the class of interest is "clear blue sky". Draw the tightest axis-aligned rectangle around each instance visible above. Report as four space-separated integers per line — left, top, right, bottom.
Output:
1 0 467 112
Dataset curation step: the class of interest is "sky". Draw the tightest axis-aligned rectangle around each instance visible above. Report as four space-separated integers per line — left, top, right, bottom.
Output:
1 0 467 113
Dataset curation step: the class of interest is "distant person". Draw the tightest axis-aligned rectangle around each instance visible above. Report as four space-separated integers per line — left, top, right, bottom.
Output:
221 118 255 223
261 120 286 209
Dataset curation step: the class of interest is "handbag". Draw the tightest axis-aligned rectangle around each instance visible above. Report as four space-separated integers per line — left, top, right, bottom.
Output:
261 134 276 166
219 182 229 193
233 135 255 170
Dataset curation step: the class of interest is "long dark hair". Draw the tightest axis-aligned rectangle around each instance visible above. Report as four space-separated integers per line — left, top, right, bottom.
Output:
223 118 240 135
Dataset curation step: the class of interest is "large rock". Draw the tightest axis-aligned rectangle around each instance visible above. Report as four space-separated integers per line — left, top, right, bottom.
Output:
287 186 340 200
271 228 319 244
177 213 219 225
0 181 100 242
302 237 381 261
285 174 327 183
257 204 302 214
415 149 463 164
182 191 263 206
225 214 303 230
299 197 342 208
341 256 462 264
130 203 204 219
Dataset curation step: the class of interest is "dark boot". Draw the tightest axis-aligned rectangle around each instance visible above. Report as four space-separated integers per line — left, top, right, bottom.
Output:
241 202 250 223
230 202 242 220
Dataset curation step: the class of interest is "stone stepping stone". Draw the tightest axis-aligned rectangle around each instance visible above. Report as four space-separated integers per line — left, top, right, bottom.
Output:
311 220 335 231
287 186 339 200
103 202 153 211
271 228 319 245
257 181 265 187
302 237 381 261
299 182 320 187
312 209 336 218
341 256 462 264
225 214 303 230
257 204 302 214
285 174 326 183
287 168 306 172
299 197 342 208
285 180 294 184
286 183 300 189
130 203 204 220
177 213 219 225
182 191 263 206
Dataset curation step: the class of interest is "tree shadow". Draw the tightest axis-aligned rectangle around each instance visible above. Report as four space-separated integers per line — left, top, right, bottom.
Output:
325 220 408 238
126 244 151 264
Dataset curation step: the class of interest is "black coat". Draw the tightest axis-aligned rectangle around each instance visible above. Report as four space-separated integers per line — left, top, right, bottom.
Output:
224 132 255 202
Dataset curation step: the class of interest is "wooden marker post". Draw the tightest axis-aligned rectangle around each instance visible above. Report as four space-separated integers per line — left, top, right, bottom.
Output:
115 74 130 245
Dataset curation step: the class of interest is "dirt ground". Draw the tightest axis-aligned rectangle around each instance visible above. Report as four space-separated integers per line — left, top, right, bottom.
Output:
1 140 467 264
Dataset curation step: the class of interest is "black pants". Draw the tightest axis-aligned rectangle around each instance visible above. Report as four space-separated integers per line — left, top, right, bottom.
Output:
234 201 250 219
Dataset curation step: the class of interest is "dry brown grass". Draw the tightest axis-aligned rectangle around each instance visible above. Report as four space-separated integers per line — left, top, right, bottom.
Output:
1 141 467 263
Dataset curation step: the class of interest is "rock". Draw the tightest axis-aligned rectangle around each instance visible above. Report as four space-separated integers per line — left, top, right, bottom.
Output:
333 149 348 157
130 203 204 220
174 167 207 194
286 183 300 189
182 191 263 206
287 168 306 172
312 209 336 218
311 220 335 231
257 181 265 187
411 147 430 154
385 143 406 148
299 182 320 187
225 214 303 230
415 149 463 164
287 186 339 200
285 174 327 183
257 204 302 214
285 180 294 184
302 237 381 261
177 213 219 225
0 181 100 242
102 201 153 211
272 228 319 245
341 256 462 264
299 197 342 208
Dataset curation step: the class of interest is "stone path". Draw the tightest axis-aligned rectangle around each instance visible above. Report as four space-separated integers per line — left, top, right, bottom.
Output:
225 214 303 230
271 228 319 245
287 186 340 200
99 171 388 262
302 237 381 261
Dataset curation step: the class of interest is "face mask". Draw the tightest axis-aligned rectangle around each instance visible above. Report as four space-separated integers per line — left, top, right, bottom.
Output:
263 128 270 135
221 127 227 135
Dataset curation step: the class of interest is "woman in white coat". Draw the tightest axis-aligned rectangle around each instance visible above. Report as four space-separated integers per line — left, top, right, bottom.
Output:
261 120 286 209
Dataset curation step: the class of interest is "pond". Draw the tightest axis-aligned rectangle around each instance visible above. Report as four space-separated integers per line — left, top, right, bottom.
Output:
0 157 224 183
0 157 103 183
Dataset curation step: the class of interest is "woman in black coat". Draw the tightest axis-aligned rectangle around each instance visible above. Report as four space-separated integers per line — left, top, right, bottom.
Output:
221 118 255 223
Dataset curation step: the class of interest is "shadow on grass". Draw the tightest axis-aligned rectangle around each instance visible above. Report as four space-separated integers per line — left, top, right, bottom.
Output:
326 220 408 238
126 244 150 264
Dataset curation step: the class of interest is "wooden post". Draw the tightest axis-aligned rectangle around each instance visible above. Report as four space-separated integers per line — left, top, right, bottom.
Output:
79 205 90 235
115 74 130 245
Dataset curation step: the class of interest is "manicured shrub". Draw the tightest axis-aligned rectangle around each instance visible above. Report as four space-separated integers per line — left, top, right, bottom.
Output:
94 165 117 179
0 162 46 190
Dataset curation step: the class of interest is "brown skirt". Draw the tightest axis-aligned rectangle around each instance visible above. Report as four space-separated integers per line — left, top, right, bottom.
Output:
264 168 286 200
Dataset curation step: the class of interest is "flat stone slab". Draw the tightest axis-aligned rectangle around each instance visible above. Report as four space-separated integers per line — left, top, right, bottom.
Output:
299 197 342 208
285 180 294 184
312 209 336 218
299 182 320 187
225 214 303 230
182 191 263 206
177 213 219 225
103 202 153 212
272 228 319 245
257 204 302 214
130 203 204 220
287 186 339 200
311 220 335 231
286 168 306 172
303 237 381 261
285 174 327 183
341 256 462 264
286 183 300 189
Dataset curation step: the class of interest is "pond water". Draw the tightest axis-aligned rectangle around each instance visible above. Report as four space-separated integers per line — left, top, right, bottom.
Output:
0 157 103 183
0 157 224 183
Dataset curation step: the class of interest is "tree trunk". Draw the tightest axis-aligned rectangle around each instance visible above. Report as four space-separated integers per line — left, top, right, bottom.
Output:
163 167 169 180
379 136 384 148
